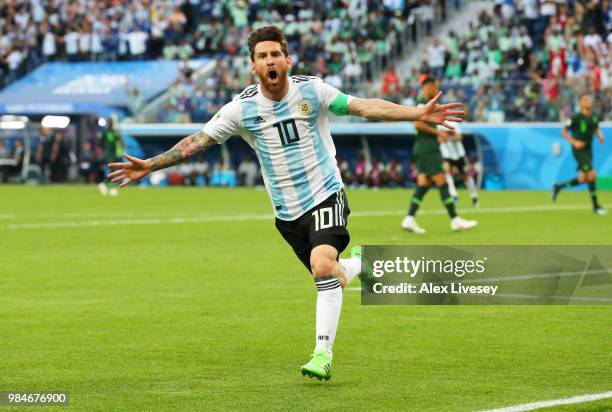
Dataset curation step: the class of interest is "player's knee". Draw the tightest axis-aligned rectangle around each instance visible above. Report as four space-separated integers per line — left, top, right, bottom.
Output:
311 257 337 277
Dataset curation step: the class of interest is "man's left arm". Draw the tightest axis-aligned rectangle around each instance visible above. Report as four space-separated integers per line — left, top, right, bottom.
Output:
595 128 605 144
348 92 464 130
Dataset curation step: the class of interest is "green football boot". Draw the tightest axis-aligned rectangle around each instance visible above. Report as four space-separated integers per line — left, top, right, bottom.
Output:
300 350 332 381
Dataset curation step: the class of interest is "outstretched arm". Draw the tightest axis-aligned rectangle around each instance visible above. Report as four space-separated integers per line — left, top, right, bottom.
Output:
107 130 217 187
348 91 464 130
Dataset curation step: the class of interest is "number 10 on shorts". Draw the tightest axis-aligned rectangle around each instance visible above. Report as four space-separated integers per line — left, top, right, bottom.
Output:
312 206 344 232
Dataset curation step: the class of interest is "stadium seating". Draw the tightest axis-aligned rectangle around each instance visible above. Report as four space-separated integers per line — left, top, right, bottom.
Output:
381 0 611 122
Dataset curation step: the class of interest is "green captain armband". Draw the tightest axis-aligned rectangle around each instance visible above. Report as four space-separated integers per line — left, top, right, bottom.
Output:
329 93 350 116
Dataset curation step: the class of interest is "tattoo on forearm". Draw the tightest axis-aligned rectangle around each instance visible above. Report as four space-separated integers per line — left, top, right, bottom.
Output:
148 131 213 171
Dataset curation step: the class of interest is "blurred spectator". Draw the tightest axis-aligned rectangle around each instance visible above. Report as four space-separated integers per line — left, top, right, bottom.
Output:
382 66 401 95
237 154 258 187
126 84 145 118
49 131 70 182
354 153 370 187
369 158 384 188
6 139 25 180
337 156 353 185
79 142 102 183
387 159 404 187
0 140 10 182
36 129 53 183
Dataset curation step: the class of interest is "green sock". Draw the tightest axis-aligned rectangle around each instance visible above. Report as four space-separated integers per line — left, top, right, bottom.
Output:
408 185 429 216
437 183 457 218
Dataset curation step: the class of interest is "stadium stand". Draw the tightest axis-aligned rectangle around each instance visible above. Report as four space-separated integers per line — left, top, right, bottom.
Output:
0 0 610 188
381 0 611 122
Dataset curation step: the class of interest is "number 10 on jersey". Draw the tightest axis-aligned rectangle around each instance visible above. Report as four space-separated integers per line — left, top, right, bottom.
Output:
274 119 300 146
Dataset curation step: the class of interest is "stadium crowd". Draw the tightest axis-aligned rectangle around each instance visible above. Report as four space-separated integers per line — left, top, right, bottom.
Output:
0 0 454 120
1 0 609 124
155 0 452 123
379 0 612 122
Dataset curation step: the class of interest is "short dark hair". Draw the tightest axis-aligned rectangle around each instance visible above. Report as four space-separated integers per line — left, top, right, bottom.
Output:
248 25 289 62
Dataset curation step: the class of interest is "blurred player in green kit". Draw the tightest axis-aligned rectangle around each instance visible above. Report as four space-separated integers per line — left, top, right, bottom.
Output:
401 75 478 233
552 94 607 215
99 117 123 196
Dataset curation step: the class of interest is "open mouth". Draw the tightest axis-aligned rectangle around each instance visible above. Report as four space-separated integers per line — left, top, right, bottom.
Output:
268 70 278 80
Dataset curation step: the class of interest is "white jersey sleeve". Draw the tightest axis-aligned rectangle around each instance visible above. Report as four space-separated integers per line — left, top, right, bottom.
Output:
202 100 242 144
314 79 352 116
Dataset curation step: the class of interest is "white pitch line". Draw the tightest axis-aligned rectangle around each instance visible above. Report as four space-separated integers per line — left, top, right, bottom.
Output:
2 203 608 230
479 391 612 412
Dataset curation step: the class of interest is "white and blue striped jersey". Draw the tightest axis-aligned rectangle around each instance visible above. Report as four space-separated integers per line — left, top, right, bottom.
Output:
438 122 466 160
203 76 352 221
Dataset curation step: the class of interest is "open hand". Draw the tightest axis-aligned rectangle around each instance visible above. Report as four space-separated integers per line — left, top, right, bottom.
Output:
107 154 151 187
572 140 585 150
419 91 464 130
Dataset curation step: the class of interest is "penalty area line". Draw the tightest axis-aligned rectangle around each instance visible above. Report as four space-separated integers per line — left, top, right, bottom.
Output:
479 390 612 412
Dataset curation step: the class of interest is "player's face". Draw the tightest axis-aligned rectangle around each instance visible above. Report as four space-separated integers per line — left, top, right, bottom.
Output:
580 95 592 113
251 41 291 92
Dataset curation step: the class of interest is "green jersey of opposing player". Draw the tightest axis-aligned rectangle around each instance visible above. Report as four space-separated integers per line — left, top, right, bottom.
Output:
565 111 599 172
553 94 607 215
101 118 123 164
414 96 444 175
402 75 478 234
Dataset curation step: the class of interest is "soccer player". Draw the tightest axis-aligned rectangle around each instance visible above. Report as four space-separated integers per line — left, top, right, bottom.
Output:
552 94 607 215
439 121 479 207
99 117 123 196
401 76 477 234
107 26 464 381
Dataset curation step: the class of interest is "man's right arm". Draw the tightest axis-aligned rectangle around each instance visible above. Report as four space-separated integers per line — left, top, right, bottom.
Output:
562 118 583 149
147 130 217 171
107 130 218 187
108 100 239 187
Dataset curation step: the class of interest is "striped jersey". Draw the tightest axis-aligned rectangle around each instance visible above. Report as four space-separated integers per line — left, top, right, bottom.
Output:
203 76 352 221
438 122 466 160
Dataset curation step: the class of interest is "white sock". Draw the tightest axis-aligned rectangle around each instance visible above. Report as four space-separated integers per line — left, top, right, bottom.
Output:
465 177 478 199
314 276 343 355
339 257 361 285
446 174 458 197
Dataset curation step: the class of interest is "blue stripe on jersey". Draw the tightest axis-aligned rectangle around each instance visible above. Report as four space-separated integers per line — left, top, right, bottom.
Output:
271 100 314 213
298 82 342 194
241 100 288 218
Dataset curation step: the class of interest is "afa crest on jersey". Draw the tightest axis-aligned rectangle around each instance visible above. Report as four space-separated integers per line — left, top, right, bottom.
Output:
297 99 313 116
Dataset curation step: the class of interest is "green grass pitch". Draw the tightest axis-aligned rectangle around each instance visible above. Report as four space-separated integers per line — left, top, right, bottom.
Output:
0 185 610 411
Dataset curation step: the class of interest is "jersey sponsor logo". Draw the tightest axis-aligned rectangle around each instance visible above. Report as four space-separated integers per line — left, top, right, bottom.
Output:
297 99 313 116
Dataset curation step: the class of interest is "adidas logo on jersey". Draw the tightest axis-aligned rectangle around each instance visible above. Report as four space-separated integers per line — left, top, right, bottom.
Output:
255 116 265 124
